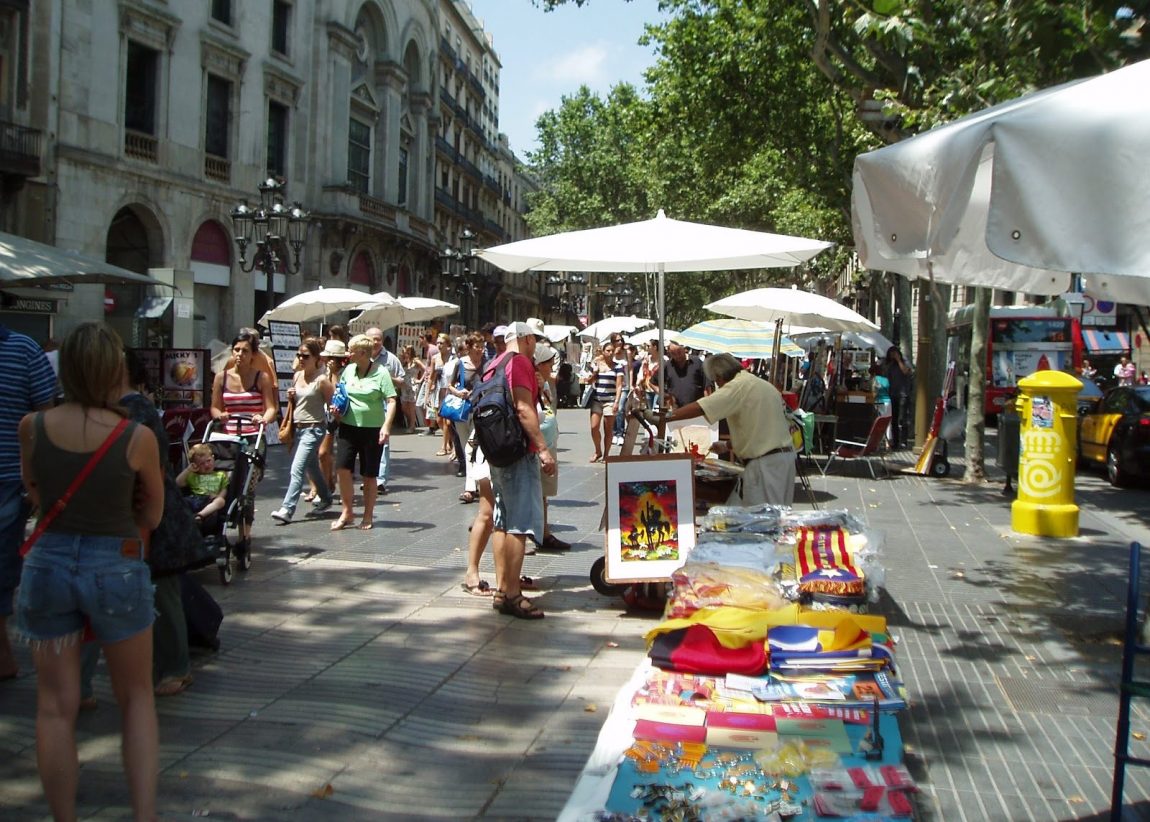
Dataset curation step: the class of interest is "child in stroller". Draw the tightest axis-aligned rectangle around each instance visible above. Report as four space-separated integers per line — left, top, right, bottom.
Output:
176 443 228 527
177 418 266 584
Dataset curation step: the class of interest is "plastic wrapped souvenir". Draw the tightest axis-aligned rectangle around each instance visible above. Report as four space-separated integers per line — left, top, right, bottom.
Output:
666 562 789 618
699 504 786 534
691 533 782 573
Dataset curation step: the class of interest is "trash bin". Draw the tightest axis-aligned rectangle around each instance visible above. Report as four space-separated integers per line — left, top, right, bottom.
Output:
997 397 1020 493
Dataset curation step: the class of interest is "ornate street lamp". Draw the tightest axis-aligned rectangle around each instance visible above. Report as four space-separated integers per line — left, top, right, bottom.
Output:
545 272 586 323
231 177 310 321
440 227 483 325
603 275 640 317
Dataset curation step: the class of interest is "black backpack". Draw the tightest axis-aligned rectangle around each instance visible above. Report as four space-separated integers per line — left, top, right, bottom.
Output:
471 352 528 467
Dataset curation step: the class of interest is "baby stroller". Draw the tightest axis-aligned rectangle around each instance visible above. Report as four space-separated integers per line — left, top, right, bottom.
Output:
198 414 267 585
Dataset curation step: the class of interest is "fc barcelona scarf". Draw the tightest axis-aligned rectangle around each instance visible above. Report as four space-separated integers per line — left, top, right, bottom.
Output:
794 527 864 597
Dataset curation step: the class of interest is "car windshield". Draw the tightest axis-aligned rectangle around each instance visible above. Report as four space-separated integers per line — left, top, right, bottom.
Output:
1134 387 1150 411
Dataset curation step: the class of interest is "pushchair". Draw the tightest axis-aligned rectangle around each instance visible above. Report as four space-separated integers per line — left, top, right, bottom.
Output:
197 414 267 585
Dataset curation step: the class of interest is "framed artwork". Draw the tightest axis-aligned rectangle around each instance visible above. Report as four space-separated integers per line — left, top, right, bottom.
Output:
604 454 697 583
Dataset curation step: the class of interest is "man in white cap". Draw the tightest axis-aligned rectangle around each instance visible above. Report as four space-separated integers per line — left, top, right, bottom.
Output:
487 322 555 618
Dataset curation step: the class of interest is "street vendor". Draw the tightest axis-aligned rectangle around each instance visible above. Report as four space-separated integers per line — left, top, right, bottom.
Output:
663 353 795 506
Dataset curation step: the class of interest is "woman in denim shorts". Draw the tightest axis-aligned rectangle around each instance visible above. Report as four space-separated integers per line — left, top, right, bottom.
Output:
16 322 165 821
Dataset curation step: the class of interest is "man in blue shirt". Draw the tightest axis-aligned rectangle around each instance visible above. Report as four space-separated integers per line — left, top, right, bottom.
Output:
0 324 57 680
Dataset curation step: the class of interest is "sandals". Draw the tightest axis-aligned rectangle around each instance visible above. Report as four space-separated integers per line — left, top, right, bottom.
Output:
498 593 545 620
458 491 477 504
461 580 492 597
519 575 538 590
155 674 193 697
435 449 450 456
589 455 603 463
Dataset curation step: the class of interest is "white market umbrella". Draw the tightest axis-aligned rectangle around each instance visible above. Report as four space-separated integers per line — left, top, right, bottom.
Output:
259 286 385 326
578 315 654 342
0 231 171 288
543 324 578 344
787 326 896 354
674 319 804 359
852 58 1150 298
479 210 830 403
628 327 679 346
351 294 458 328
705 287 880 333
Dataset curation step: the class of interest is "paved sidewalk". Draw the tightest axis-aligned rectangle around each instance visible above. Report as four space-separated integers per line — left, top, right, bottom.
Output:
1 413 1149 820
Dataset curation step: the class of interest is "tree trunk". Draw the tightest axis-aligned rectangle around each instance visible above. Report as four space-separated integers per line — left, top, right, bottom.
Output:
964 286 992 483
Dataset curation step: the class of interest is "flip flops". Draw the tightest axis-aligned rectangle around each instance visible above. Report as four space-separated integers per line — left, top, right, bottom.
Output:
461 580 492 597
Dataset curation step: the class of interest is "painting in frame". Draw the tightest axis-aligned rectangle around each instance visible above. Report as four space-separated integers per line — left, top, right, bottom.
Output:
604 454 696 583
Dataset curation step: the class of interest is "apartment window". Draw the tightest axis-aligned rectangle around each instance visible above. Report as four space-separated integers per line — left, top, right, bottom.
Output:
267 100 288 177
205 75 230 158
210 0 232 24
397 147 408 206
125 41 159 135
348 118 371 194
271 1 291 56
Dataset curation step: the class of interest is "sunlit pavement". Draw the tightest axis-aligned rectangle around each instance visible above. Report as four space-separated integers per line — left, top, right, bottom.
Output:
2 412 1150 820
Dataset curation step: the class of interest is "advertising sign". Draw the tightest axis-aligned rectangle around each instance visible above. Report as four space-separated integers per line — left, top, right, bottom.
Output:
162 349 208 407
267 320 302 419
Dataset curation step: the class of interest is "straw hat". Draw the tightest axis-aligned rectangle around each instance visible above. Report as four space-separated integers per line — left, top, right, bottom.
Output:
322 339 348 358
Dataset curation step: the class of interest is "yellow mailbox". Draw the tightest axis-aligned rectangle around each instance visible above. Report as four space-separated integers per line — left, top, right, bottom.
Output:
1011 370 1083 537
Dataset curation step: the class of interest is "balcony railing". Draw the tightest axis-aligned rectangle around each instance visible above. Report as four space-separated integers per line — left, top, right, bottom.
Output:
0 120 42 177
204 154 230 183
124 130 158 163
359 193 395 222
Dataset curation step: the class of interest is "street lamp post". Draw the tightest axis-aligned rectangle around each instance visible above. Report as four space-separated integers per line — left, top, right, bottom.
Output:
603 275 640 317
545 272 586 325
231 177 310 322
440 227 481 327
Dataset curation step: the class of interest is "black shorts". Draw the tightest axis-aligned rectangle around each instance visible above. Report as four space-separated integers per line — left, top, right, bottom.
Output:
337 423 382 476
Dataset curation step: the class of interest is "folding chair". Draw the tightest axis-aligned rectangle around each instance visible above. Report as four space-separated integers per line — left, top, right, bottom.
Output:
787 413 818 508
820 415 892 479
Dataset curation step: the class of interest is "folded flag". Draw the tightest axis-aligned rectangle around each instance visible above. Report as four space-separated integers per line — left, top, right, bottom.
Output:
795 527 864 597
649 625 768 676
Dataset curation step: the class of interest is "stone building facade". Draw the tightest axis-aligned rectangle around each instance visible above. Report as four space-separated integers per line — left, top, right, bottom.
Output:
0 0 536 347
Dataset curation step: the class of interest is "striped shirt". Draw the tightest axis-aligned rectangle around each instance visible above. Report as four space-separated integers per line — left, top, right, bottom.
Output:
0 326 57 483
220 369 266 435
593 361 622 405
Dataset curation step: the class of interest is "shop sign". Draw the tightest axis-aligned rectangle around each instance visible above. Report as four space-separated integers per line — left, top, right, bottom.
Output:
0 294 57 313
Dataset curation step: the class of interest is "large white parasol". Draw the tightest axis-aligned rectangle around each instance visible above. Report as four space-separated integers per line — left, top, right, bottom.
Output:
478 210 831 403
258 287 388 326
705 287 880 333
852 58 1150 300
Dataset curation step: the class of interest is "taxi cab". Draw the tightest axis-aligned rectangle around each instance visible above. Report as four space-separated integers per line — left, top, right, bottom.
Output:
1078 384 1150 487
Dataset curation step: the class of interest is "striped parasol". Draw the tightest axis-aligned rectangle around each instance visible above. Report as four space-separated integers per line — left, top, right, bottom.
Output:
673 319 804 359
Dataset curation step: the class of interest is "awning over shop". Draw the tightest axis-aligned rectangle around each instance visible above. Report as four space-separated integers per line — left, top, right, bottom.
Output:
1082 328 1130 354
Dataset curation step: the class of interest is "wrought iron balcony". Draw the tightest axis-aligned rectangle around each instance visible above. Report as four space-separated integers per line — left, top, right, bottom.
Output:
0 120 42 178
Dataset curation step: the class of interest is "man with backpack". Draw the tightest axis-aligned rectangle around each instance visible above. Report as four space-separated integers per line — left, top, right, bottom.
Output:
474 322 555 619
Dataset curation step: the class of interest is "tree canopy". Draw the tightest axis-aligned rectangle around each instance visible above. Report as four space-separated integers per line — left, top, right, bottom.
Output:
524 0 1147 325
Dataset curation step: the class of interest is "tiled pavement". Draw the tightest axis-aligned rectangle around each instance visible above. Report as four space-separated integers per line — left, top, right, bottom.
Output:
2 411 1150 820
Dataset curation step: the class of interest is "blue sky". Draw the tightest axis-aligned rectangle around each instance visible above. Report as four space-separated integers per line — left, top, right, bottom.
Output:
466 0 668 159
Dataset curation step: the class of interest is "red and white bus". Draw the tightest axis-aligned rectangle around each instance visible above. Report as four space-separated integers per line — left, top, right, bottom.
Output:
947 303 1083 416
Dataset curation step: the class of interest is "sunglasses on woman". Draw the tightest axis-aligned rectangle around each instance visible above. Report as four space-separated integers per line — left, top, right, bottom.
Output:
297 353 312 359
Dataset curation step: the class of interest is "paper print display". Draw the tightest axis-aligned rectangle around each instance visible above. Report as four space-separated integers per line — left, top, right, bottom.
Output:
619 480 681 561
605 454 696 583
